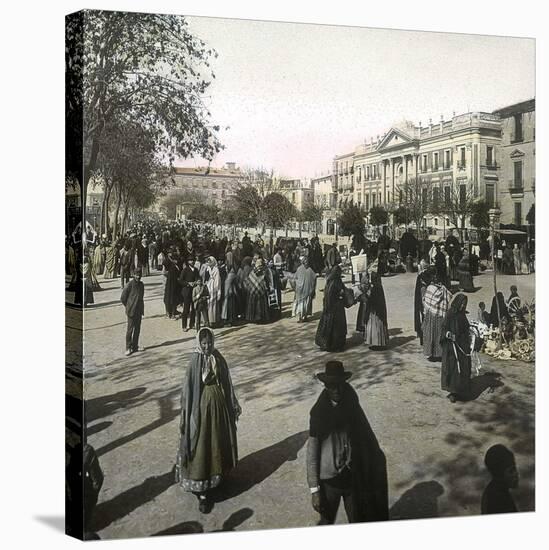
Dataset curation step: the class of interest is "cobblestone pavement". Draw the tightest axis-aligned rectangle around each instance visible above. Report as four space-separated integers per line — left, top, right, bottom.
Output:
65 269 535 539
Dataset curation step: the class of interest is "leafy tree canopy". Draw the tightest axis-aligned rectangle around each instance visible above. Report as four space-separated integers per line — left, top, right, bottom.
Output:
368 205 389 227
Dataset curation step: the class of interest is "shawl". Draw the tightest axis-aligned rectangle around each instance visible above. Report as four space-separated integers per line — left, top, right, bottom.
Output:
245 267 268 298
309 384 389 522
364 278 388 325
295 264 317 300
179 328 241 465
423 283 452 318
206 264 221 297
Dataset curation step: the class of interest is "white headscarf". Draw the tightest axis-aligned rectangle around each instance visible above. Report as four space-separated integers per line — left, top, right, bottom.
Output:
195 327 217 382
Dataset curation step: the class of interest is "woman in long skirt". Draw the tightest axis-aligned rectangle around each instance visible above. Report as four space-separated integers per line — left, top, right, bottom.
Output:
176 327 241 513
441 293 472 403
457 250 474 292
364 272 389 349
422 278 452 361
414 267 434 344
315 265 347 352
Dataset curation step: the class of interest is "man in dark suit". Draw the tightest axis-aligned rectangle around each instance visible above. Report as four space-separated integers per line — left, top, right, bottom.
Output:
307 361 388 525
121 268 145 356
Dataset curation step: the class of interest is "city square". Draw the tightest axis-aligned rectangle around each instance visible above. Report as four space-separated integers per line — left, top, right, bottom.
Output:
66 264 535 538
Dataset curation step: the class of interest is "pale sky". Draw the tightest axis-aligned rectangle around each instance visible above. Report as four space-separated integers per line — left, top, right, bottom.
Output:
178 16 535 179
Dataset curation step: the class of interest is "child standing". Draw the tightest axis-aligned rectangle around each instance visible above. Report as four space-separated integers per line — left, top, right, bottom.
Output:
192 278 210 331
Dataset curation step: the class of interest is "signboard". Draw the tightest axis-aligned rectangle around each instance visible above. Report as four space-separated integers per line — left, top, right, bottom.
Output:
351 253 368 275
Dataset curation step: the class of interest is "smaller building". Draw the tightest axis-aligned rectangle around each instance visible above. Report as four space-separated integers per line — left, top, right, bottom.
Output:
311 173 338 236
279 179 314 212
492 99 535 226
169 162 243 219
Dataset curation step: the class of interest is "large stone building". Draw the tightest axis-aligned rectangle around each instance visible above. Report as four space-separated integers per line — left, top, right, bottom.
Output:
332 112 503 235
168 162 243 218
492 99 535 226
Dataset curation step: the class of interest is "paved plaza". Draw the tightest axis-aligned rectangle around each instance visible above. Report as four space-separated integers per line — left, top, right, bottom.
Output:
66 269 535 539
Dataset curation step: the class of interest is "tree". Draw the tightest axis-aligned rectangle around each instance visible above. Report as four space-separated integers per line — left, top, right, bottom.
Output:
262 193 296 233
439 178 477 241
96 116 166 239
395 177 433 239
230 185 261 228
65 11 223 213
368 205 389 229
188 204 219 224
392 205 411 226
470 200 491 231
300 203 323 235
337 204 366 238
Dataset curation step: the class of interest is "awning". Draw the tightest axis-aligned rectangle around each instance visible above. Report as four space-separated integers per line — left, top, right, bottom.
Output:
495 229 527 235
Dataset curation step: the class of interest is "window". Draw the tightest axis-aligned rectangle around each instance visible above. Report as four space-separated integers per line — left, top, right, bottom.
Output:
434 218 438 226
459 184 467 206
422 188 427 205
366 166 370 180
365 194 370 211
372 194 376 207
433 152 439 171
460 147 466 168
513 114 523 142
433 187 440 209
514 161 523 188
486 184 495 207
444 150 451 169
444 186 451 205
514 202 522 226
486 146 494 166
379 192 382 204
422 154 428 172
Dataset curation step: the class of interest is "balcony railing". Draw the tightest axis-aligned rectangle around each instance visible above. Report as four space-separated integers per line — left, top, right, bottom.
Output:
457 161 466 170
485 161 499 170
508 179 524 195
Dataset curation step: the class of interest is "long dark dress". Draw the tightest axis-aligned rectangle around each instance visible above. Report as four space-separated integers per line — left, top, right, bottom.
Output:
221 269 239 324
163 257 180 317
364 280 389 348
315 270 347 352
457 255 474 292
490 293 510 327
441 310 471 396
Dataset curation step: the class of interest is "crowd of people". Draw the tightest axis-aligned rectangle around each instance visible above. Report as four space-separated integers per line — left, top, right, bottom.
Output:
66 217 529 528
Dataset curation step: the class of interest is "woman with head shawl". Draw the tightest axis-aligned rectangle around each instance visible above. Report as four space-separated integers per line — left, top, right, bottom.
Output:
206 256 221 328
457 248 474 292
441 293 472 403
221 251 239 327
363 272 389 349
315 265 347 352
414 267 434 344
422 276 452 361
244 257 270 323
93 238 106 277
176 327 241 513
293 256 317 322
490 291 510 328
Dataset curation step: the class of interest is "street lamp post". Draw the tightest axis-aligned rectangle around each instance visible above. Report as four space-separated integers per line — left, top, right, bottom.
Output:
489 208 502 348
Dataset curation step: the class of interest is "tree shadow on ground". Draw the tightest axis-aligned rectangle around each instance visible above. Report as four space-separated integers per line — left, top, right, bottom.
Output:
390 480 445 520
86 387 147 422
95 390 179 457
387 335 416 350
213 431 308 502
88 420 113 436
151 507 255 537
93 468 176 532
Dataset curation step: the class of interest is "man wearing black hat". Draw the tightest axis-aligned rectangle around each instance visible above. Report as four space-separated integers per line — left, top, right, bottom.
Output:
120 268 145 356
306 361 388 525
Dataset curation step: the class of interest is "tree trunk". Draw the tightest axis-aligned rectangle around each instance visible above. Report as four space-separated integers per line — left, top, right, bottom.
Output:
121 200 130 236
112 189 122 241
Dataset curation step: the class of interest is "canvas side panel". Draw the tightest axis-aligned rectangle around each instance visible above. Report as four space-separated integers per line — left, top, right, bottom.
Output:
65 9 85 541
